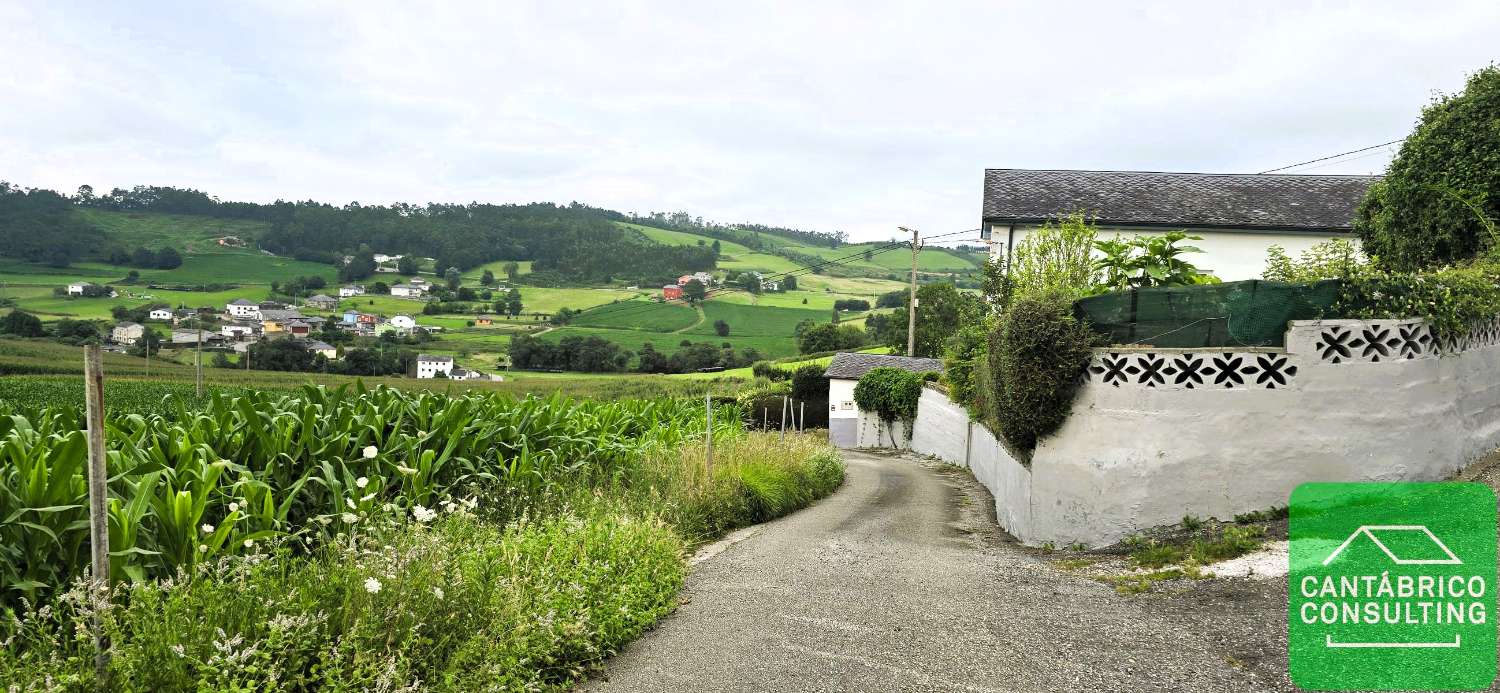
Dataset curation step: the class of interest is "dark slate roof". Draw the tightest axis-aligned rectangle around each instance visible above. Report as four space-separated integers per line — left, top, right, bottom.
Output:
982 169 1379 232
823 352 944 380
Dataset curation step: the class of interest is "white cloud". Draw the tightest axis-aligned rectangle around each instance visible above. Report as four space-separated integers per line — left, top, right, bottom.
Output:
2 0 1497 239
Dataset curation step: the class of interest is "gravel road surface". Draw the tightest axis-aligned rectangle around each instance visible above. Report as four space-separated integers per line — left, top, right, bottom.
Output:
587 449 1287 692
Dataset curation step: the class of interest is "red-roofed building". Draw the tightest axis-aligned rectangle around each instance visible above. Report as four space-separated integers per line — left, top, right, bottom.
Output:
662 284 683 300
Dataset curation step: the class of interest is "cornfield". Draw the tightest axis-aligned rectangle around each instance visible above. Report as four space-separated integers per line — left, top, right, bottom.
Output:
0 384 735 606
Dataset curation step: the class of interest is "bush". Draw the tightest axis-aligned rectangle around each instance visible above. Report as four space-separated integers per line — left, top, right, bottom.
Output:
1336 261 1500 342
796 322 865 354
1356 65 1500 270
986 294 1099 456
942 320 990 416
852 367 925 425
750 360 792 381
1263 238 1366 282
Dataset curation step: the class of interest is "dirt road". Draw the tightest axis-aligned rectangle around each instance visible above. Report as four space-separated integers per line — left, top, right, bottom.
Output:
587 449 1289 692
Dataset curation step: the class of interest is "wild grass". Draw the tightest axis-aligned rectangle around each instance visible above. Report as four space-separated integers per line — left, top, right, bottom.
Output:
0 386 843 691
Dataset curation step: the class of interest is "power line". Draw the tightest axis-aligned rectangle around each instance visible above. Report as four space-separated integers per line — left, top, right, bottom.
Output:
1257 139 1403 175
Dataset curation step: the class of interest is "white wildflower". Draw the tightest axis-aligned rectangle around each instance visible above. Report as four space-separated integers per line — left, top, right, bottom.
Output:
201 524 215 534
382 503 397 513
317 516 332 525
412 505 436 523
364 577 382 594
243 539 254 548
170 644 186 658
346 498 357 510
198 544 208 553
355 476 369 489
396 465 417 475
433 587 444 600
228 502 240 513
360 492 377 503
362 445 378 459
341 513 358 524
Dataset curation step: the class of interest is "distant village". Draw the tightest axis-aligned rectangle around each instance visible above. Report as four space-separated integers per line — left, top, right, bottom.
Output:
81 273 500 381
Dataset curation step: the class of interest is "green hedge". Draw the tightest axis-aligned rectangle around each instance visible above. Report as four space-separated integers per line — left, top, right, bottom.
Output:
985 294 1099 456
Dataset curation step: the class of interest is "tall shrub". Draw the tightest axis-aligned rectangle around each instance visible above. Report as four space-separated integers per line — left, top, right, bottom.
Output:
1355 64 1500 270
986 294 1099 456
1003 212 1098 301
853 367 926 443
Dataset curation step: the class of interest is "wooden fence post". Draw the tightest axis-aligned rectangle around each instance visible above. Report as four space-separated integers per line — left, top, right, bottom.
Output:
83 345 111 682
779 396 788 442
704 392 714 476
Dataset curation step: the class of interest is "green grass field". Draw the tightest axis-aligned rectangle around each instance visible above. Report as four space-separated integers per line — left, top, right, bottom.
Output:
570 298 700 332
77 209 272 251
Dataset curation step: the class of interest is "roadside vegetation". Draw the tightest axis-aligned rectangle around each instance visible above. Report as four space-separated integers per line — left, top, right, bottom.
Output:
0 385 842 690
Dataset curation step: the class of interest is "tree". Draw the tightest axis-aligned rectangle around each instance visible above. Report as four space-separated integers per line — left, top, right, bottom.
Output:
781 274 797 290
504 261 519 281
714 319 730 337
681 278 707 304
505 289 523 317
711 240 721 255
341 253 376 282
155 247 183 269
397 256 420 275
878 283 980 357
1356 65 1500 270
481 269 495 286
797 322 866 354
444 267 462 290
247 339 315 372
636 342 672 373
131 247 158 268
0 310 44 337
50 319 99 345
211 352 234 368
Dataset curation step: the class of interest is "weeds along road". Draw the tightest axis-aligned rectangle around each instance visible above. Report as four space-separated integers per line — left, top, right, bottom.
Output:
587 449 1278 693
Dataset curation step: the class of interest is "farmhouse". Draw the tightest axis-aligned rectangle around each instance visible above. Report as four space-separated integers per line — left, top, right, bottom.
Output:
258 309 304 334
148 307 173 321
979 169 1378 280
390 315 417 331
339 285 366 298
306 294 339 310
221 323 256 340
111 322 146 345
170 329 222 346
285 320 312 337
823 353 944 448
226 298 259 319
66 282 97 296
303 340 338 360
391 283 425 298
475 317 493 326
662 284 683 300
415 354 454 379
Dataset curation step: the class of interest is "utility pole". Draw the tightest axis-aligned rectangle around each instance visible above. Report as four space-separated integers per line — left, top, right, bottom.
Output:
902 226 921 357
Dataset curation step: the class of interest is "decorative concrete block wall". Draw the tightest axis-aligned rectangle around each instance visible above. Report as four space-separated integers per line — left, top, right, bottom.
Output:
905 316 1500 548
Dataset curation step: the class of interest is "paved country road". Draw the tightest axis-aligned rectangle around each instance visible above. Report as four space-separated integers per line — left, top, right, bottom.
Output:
587 449 1290 693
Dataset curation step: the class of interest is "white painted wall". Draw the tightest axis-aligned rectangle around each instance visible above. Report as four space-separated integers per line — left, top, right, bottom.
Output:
986 223 1351 281
902 316 1500 547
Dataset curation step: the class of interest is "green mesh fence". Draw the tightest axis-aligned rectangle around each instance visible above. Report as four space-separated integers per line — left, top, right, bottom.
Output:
1072 279 1341 348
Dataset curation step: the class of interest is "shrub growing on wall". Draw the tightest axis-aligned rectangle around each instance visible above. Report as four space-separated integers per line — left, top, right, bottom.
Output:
1355 65 1500 271
942 320 991 418
986 294 1099 456
853 367 925 427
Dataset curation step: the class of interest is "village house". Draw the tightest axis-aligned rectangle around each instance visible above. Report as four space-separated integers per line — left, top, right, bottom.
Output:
390 314 417 332
979 169 1379 280
823 353 944 448
111 322 146 345
221 323 256 340
475 317 493 326
66 282 96 296
258 309 304 334
226 298 259 319
148 307 173 321
285 320 312 337
170 329 223 347
390 283 425 299
303 340 338 360
373 253 402 264
415 354 454 379
662 284 683 300
305 294 339 311
339 285 366 298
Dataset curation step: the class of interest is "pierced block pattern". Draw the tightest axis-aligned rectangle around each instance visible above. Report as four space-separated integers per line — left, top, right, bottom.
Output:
1311 316 1500 365
1089 352 1297 390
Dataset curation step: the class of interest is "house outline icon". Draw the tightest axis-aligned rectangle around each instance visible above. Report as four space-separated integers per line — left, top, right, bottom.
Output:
1321 524 1463 566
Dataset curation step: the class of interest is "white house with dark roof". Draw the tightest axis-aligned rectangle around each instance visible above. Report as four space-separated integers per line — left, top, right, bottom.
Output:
148 307 173 321
226 298 259 319
415 354 453 379
980 169 1379 281
390 283 425 298
339 285 366 298
823 352 944 448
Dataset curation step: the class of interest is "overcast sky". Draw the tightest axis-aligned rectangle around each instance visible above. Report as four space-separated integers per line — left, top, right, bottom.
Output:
2 1 1496 242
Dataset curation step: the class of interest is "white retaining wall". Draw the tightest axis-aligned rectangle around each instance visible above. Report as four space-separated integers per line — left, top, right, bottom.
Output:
903 316 1500 547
